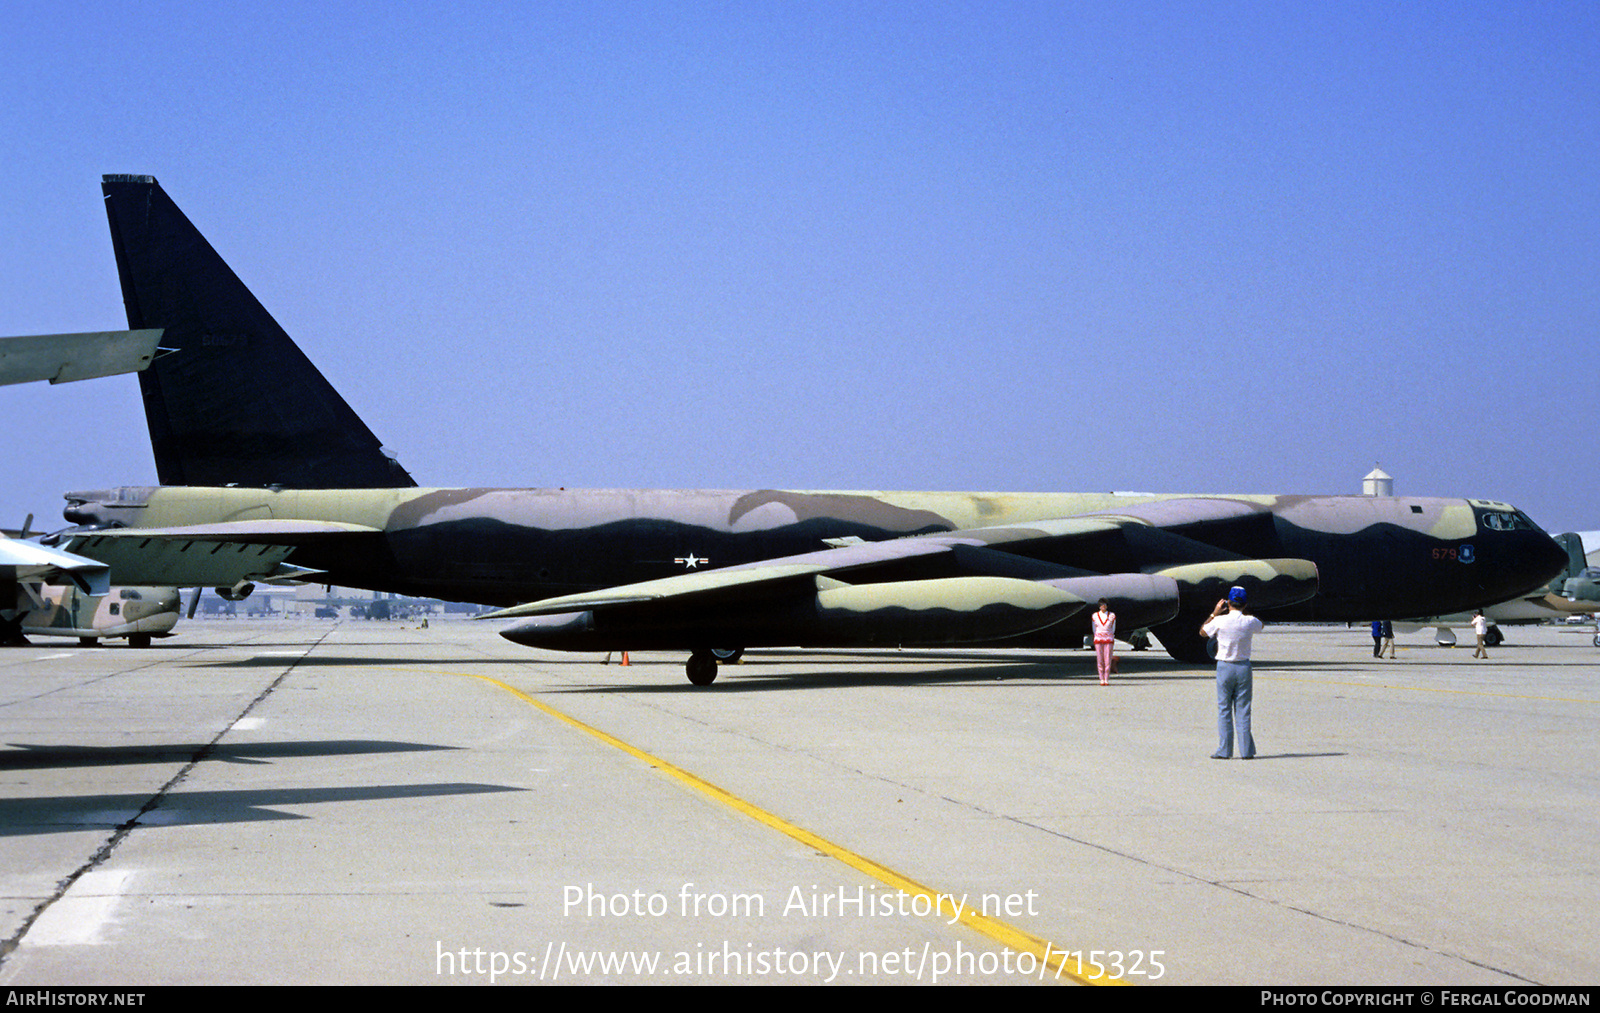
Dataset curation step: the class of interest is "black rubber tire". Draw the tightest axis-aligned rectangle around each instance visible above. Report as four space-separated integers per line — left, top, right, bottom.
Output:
686 651 719 686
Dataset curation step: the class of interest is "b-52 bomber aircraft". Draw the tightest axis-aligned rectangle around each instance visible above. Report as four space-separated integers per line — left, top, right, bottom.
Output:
55 175 1569 684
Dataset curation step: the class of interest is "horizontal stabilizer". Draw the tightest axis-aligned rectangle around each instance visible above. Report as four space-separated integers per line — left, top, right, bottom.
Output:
60 519 378 588
61 533 299 589
0 330 162 386
66 519 381 544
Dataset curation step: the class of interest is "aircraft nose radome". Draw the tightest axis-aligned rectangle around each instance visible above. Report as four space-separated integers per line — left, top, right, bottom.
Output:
1531 532 1570 586
1489 505 1571 595
1489 529 1571 604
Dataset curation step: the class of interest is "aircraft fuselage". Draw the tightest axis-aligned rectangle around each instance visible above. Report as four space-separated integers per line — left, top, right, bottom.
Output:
63 485 1565 632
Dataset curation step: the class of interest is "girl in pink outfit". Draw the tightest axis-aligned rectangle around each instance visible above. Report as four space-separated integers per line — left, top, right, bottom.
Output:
1091 599 1116 685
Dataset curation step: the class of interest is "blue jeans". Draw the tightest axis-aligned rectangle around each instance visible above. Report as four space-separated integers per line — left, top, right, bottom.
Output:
1214 660 1255 759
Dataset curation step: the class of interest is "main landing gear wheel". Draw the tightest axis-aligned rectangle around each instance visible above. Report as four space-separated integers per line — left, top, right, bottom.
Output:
686 650 719 686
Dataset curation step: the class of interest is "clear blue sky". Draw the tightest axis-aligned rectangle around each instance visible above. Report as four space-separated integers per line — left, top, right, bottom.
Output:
3 1 1596 533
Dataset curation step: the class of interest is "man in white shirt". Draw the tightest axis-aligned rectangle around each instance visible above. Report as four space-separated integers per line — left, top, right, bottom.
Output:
1470 610 1490 659
1201 586 1265 759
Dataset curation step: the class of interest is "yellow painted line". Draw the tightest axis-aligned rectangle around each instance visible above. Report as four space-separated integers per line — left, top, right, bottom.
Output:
449 669 1125 986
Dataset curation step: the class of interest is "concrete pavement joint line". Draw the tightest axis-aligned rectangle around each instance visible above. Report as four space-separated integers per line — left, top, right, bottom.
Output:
982 808 1539 985
526 673 1533 981
0 625 339 968
446 669 1125 986
0 642 221 709
1262 674 1599 705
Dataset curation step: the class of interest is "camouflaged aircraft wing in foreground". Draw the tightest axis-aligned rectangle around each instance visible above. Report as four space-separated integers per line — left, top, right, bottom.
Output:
60 175 1570 684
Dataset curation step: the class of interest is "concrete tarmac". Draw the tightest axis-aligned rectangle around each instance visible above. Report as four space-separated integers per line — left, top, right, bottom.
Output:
0 617 1594 986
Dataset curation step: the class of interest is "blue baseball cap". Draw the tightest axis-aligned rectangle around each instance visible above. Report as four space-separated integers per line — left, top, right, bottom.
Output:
1228 586 1248 604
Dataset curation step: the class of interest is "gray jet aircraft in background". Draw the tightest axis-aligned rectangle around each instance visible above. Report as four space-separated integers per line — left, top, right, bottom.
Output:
53 176 1569 684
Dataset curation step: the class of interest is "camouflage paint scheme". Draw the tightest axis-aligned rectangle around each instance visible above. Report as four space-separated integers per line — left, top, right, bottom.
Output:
58 176 1570 682
1553 535 1600 605
62 483 1563 665
21 584 178 647
1395 531 1600 641
1563 569 1600 604
0 534 111 645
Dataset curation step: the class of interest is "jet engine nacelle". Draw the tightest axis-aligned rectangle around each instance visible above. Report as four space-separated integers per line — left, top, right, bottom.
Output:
499 576 1084 651
1039 572 1182 633
809 577 1083 646
1155 558 1319 611
214 581 255 602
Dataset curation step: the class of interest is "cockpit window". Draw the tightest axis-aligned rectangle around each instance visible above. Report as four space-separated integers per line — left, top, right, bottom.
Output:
1480 511 1533 531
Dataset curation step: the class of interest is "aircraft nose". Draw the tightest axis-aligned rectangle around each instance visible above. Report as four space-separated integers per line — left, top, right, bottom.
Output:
1490 527 1571 603
1474 508 1570 603
1529 531 1570 587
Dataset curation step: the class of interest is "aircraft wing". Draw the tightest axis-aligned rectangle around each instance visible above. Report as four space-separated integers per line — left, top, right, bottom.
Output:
489 499 1319 654
0 535 110 597
482 537 962 617
60 520 379 588
0 330 163 386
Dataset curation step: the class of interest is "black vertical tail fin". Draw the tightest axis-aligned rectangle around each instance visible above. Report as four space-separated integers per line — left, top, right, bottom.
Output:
102 175 416 489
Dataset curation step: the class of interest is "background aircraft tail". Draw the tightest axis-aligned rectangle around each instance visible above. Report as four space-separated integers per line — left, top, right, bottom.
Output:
101 175 416 489
1552 532 1587 579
